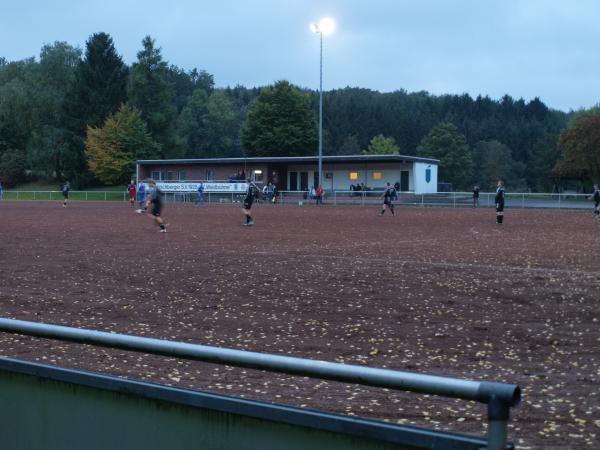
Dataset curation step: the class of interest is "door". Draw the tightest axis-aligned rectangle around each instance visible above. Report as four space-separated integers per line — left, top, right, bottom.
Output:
300 172 309 191
289 172 298 191
401 171 409 191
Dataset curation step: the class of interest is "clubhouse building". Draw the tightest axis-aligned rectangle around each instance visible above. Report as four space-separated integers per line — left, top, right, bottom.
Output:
136 154 439 194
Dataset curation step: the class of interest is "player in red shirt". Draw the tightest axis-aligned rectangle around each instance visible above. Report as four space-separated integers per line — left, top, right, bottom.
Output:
127 180 136 206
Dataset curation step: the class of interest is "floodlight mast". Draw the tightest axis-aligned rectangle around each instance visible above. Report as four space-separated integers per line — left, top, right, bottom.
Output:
310 18 335 193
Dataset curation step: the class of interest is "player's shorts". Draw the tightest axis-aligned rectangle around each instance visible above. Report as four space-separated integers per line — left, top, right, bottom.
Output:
243 198 253 210
384 199 392 206
151 204 162 217
63 192 69 199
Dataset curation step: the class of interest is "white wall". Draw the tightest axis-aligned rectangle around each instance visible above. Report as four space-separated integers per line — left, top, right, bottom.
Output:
287 163 415 191
412 163 438 194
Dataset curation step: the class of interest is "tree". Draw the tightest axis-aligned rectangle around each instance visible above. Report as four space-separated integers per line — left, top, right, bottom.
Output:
417 122 472 190
363 134 400 155
28 42 81 180
473 140 526 190
556 107 600 184
338 135 361 155
178 89 238 158
0 149 26 187
241 80 317 157
85 104 160 185
128 36 179 158
63 32 128 186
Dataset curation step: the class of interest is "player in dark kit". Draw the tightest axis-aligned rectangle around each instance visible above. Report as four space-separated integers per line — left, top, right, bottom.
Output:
140 179 167 232
61 181 70 207
589 183 600 219
242 179 258 226
495 180 505 224
379 182 396 216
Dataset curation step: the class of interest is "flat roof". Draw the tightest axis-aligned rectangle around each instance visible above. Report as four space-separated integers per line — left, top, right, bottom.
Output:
137 154 439 166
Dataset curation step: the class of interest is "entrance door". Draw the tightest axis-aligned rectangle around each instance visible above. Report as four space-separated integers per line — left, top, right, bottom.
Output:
300 172 309 191
289 172 298 191
401 171 409 191
313 171 320 188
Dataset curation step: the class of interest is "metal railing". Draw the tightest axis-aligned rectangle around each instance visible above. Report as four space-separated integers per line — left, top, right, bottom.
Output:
1 189 593 210
0 317 520 450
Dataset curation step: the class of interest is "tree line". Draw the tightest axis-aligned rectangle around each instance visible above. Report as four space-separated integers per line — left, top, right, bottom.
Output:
0 32 597 191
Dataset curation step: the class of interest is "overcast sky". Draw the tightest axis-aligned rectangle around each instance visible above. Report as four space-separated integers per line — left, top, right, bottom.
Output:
2 0 599 111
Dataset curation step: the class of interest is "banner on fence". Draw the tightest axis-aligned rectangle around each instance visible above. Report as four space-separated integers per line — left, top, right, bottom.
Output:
155 182 247 193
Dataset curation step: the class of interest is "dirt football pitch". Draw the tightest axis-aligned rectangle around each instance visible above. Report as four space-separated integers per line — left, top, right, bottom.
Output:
0 200 599 449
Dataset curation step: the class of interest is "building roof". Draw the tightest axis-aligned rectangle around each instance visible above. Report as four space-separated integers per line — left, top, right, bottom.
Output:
137 154 440 165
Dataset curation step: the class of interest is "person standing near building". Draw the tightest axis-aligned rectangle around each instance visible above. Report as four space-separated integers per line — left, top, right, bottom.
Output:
315 185 324 205
127 179 136 207
137 181 146 213
0 181 3 200
473 185 480 208
61 181 70 207
589 183 600 219
140 179 167 232
242 178 258 226
379 182 396 216
194 182 205 207
495 180 505 224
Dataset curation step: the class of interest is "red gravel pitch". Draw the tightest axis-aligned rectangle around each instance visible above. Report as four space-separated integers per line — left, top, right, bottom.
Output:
0 200 598 449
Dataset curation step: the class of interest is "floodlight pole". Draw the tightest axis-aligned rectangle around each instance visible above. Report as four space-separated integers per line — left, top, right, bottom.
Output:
318 30 323 190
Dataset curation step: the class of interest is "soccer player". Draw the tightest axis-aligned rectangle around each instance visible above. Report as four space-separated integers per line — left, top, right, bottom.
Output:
127 179 136 206
473 185 480 208
140 179 167 232
136 181 146 212
194 182 205 207
242 178 258 226
379 182 396 216
61 181 70 207
589 183 600 219
495 180 505 224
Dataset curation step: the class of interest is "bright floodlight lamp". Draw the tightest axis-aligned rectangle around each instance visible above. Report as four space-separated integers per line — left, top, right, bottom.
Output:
310 18 335 35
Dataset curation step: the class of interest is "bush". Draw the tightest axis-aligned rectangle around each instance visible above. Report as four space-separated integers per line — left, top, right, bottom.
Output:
0 149 26 187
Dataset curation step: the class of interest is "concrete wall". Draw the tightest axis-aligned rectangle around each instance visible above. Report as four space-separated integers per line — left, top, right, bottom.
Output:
412 163 438 194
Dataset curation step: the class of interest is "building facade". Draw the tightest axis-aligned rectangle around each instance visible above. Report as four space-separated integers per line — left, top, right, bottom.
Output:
136 155 439 194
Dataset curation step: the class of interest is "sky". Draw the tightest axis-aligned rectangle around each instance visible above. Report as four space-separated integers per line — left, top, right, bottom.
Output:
1 0 599 112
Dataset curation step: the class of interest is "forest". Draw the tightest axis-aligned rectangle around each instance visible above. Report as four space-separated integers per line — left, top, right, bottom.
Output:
1 32 596 191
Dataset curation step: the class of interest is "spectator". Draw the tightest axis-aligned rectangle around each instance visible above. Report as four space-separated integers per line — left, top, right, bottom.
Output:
315 185 324 205
394 181 400 192
0 181 3 200
309 186 316 201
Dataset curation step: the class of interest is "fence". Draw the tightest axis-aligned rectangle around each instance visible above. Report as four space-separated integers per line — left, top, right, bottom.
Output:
1 189 593 210
0 317 520 450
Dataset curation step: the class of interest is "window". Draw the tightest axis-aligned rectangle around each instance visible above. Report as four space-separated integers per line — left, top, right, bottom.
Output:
253 170 263 183
178 171 186 181
167 171 177 181
325 172 333 179
348 171 359 181
206 170 214 181
151 171 162 181
372 171 382 180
